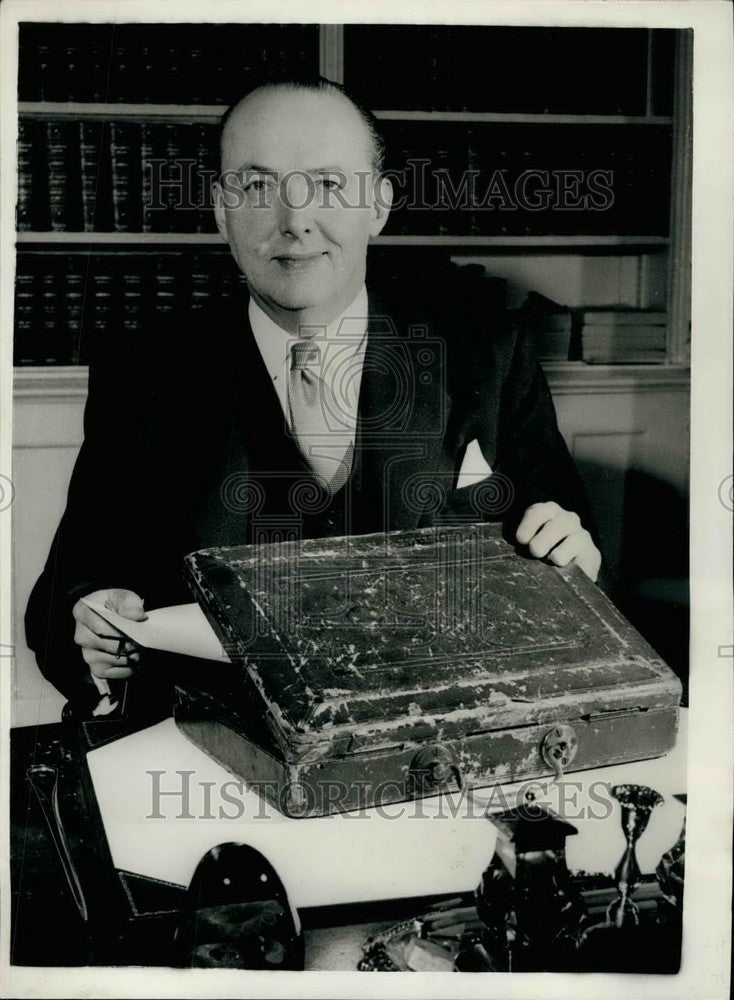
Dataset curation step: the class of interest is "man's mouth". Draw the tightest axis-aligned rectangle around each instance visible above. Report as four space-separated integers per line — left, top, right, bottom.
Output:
272 252 328 271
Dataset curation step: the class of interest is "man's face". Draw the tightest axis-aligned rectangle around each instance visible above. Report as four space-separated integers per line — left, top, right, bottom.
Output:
213 87 391 328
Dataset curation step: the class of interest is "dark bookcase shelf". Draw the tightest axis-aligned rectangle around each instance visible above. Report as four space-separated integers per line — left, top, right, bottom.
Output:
14 21 690 368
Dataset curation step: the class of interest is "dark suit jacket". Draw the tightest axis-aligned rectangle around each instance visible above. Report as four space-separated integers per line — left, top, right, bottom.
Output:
25 269 592 708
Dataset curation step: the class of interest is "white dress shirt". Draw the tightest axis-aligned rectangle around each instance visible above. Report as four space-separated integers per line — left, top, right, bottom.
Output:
249 287 369 442
249 287 493 487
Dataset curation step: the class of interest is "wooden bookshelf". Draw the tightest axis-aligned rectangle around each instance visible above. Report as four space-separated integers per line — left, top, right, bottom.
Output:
19 103 674 127
13 22 691 369
16 232 671 250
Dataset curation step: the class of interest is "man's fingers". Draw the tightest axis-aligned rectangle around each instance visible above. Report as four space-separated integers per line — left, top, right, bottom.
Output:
74 620 124 656
546 536 580 568
515 501 562 545
89 662 135 680
73 599 124 637
527 516 578 559
516 502 601 583
574 545 602 583
546 532 602 582
106 588 148 622
82 648 136 680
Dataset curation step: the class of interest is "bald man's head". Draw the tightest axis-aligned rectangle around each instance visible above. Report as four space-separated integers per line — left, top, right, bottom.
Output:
218 78 385 176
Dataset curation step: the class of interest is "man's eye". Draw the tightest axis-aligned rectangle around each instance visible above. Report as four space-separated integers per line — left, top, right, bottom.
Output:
244 177 275 192
318 176 344 191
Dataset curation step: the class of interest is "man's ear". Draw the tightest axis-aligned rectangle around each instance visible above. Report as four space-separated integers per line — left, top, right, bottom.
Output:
212 180 229 243
369 175 393 237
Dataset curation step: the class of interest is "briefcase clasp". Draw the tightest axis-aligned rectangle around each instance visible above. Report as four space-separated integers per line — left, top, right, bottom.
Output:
408 745 463 797
540 725 579 782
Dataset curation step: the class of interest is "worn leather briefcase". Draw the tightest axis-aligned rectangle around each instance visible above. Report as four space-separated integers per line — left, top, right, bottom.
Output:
177 522 681 818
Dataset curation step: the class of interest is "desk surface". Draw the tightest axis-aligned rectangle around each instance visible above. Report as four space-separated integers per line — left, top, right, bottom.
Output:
11 713 687 970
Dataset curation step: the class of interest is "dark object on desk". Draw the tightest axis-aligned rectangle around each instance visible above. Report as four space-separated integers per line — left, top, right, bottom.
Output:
474 793 682 973
477 800 586 971
174 843 304 969
12 721 188 967
180 521 681 817
358 797 685 974
606 783 664 928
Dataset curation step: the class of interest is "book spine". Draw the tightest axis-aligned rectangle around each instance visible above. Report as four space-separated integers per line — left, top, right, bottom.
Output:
583 351 666 364
61 34 83 102
581 326 667 343
194 125 217 234
166 44 184 104
164 125 183 233
154 262 177 319
14 271 38 365
190 257 212 311
65 261 85 365
121 272 144 336
465 128 481 237
91 267 115 340
16 120 33 231
110 123 138 232
36 43 53 101
581 312 668 327
46 123 78 232
39 270 61 364
141 124 154 233
88 26 109 103
79 122 101 232
188 46 206 104
109 39 131 103
433 136 453 236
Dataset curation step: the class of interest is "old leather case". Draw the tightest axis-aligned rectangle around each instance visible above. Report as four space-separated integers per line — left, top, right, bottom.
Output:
176 522 681 818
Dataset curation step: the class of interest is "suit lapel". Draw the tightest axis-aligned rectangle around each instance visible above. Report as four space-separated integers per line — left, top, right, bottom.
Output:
195 285 456 543
352 288 454 533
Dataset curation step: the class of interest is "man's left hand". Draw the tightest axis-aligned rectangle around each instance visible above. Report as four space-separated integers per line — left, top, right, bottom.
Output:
516 501 602 582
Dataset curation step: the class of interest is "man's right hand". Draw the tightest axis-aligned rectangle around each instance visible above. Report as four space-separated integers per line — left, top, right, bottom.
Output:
72 588 148 680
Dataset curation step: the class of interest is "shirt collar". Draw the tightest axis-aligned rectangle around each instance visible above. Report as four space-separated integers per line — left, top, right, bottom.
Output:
249 286 368 385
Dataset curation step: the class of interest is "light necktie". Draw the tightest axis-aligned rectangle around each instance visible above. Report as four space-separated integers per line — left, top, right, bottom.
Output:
288 339 354 493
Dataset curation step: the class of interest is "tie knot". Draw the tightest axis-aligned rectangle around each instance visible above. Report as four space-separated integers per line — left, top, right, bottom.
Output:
290 340 321 373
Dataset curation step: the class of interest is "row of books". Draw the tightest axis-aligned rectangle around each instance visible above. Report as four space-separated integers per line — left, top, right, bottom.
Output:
17 22 673 117
17 118 671 237
383 123 670 237
14 255 245 365
18 23 319 104
580 309 667 364
17 120 220 233
344 25 662 116
518 295 667 363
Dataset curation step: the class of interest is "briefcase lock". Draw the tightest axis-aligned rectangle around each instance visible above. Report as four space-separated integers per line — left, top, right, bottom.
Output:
540 725 579 781
408 745 463 796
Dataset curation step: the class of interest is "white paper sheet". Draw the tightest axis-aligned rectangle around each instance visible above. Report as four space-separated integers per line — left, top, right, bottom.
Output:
81 598 230 662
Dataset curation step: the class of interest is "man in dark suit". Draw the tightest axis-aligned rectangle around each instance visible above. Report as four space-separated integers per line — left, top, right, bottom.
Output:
25 78 600 715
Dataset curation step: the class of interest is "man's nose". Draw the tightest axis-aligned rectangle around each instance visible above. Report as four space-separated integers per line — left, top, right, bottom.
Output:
278 172 316 238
